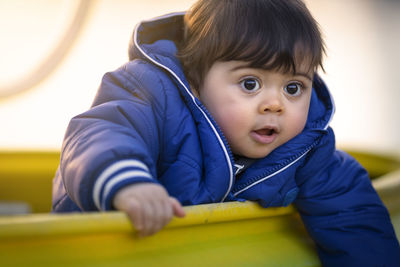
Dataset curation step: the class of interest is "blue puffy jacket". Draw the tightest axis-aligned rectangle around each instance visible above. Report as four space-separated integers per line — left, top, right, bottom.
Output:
52 12 400 266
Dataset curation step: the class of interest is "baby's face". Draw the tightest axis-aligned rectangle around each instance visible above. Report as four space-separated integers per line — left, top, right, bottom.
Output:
197 60 313 158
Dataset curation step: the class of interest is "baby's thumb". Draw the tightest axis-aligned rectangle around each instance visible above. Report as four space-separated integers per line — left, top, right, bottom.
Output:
169 197 186 217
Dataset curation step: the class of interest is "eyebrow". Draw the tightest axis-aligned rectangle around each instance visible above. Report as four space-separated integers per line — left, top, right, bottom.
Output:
229 64 253 72
229 64 313 82
295 72 313 82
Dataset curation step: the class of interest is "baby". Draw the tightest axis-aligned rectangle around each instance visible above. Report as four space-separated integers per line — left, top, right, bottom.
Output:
52 0 400 265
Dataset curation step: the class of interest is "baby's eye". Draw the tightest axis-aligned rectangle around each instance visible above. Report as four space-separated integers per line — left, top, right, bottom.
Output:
240 78 261 92
284 82 302 96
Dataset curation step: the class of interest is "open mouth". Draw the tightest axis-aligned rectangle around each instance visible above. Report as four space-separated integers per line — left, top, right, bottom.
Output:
250 126 278 144
254 127 277 136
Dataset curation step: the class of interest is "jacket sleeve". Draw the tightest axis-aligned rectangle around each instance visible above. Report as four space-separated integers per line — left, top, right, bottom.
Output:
294 129 400 266
59 61 167 211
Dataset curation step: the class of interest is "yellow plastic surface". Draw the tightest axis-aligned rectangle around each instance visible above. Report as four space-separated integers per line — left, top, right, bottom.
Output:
0 150 399 267
0 151 59 212
0 202 321 267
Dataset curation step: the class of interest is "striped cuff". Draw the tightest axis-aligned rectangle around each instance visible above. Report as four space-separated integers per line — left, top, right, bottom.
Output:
92 159 153 210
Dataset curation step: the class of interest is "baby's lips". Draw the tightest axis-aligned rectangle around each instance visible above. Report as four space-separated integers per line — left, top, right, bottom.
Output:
254 129 270 135
254 126 278 136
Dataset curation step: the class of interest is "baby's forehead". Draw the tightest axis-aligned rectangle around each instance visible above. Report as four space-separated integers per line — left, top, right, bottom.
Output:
227 59 315 77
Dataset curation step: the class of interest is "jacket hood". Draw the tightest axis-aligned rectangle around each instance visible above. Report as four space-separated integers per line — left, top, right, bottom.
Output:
128 12 184 60
128 12 188 87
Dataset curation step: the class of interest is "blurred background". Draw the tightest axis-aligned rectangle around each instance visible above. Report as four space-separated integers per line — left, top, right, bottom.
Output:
0 0 399 155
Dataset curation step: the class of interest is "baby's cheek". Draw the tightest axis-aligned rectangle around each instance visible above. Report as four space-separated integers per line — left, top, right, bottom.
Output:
292 113 308 134
217 111 244 139
284 110 306 136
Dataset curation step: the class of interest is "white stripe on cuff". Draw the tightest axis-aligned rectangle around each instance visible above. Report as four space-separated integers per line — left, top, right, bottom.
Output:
93 159 149 210
101 170 152 210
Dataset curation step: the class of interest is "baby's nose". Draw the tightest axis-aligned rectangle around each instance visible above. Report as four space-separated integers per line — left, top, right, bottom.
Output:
263 103 283 113
259 95 284 114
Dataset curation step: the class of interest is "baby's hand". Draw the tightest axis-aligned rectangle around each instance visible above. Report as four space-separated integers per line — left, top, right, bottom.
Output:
112 183 185 237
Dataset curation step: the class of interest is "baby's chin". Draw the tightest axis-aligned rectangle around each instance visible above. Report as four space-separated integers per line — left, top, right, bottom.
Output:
232 148 272 159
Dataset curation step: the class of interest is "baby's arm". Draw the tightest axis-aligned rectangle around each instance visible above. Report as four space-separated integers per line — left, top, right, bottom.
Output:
295 147 400 265
58 62 178 212
113 183 185 236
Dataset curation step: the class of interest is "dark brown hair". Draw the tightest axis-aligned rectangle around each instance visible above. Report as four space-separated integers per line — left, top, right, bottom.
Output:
178 0 325 90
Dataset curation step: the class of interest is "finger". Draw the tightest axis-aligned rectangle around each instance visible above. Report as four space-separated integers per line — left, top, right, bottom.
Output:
149 199 171 235
169 197 186 217
160 198 174 228
123 198 144 233
146 200 162 236
147 187 173 235
140 200 155 237
151 199 167 234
